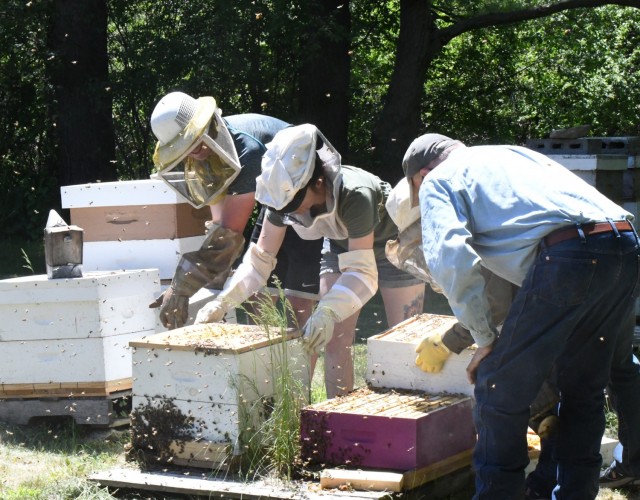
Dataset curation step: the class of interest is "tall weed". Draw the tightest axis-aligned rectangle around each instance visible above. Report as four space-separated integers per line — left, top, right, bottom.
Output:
234 283 310 480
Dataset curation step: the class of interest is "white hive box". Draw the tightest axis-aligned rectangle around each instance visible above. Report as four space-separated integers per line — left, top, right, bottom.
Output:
130 323 310 467
0 269 159 398
60 179 210 279
548 154 628 202
367 314 474 397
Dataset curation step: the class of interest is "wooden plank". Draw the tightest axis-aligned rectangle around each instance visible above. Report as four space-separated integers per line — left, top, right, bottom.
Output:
1 378 132 399
0 330 149 385
547 154 628 171
402 449 473 490
130 324 302 354
168 441 230 469
61 179 187 208
90 468 391 499
320 449 473 493
320 469 404 492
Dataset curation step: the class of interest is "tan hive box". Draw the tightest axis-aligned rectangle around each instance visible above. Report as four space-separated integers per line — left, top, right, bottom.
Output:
60 179 210 279
129 323 311 468
367 314 474 397
0 269 160 398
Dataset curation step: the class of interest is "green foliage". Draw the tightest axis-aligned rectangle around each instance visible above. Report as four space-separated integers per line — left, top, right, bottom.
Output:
0 418 128 498
107 0 310 180
0 238 45 278
422 6 640 145
349 0 400 163
0 0 59 241
20 248 34 274
2 0 640 244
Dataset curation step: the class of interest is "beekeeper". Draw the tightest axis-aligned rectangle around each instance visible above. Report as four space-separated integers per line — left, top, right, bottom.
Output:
384 178 517 372
148 92 322 329
195 124 425 398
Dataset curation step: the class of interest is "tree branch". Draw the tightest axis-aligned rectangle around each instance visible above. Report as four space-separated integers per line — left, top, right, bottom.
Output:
438 0 640 44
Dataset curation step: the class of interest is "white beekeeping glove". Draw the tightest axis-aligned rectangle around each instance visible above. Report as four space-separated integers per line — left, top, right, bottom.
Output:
195 243 277 324
303 249 378 355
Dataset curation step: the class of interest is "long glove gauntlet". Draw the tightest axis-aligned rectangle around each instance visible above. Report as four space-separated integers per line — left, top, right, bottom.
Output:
195 243 277 324
303 249 378 355
150 223 245 329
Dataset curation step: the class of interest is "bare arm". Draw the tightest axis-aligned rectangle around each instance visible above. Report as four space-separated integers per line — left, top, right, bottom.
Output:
255 216 287 255
348 231 375 251
209 192 256 233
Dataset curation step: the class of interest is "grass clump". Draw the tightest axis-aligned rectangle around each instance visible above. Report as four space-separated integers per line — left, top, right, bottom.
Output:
234 283 310 481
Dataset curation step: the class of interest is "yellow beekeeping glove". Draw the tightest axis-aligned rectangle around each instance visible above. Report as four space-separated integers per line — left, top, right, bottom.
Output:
415 332 452 373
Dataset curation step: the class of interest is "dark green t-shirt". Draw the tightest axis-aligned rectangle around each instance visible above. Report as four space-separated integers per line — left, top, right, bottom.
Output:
267 165 398 260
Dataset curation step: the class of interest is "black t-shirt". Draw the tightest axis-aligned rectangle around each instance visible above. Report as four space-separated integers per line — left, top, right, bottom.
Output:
224 114 290 195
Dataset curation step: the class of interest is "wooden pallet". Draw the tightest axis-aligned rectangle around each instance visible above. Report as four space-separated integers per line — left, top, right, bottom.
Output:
0 378 131 399
90 467 391 499
0 389 131 427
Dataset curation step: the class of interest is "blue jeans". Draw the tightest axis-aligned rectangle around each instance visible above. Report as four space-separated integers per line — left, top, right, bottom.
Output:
527 352 640 496
473 230 640 500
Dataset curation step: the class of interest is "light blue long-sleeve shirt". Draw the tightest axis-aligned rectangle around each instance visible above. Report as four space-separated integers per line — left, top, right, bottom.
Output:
419 145 632 347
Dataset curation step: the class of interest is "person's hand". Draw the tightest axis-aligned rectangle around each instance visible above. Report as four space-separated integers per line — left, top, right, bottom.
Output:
194 299 227 324
302 309 336 356
466 344 494 384
150 286 188 329
415 332 452 373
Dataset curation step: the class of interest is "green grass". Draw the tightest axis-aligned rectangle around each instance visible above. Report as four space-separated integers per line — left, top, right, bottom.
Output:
233 288 312 481
0 238 45 279
0 419 128 499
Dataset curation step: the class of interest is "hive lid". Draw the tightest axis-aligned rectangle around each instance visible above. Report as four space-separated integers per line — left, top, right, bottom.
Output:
371 313 459 344
130 323 302 354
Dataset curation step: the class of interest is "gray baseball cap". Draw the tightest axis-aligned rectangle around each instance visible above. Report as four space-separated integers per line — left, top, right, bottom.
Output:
402 133 462 179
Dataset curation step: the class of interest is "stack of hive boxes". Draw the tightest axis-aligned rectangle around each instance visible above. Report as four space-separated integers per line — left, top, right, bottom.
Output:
0 269 159 425
60 179 235 327
129 323 310 468
60 179 210 281
300 314 477 480
526 136 640 324
525 136 640 207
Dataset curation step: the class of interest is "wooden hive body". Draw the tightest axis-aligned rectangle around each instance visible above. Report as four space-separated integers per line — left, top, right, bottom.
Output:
367 314 475 397
300 387 476 471
60 179 210 279
0 269 159 397
130 323 311 466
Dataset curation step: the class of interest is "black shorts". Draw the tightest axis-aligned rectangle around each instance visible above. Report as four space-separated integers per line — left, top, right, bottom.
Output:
251 207 322 299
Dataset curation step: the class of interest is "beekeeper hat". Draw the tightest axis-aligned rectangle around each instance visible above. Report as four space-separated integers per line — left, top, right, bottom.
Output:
150 91 218 168
256 124 320 211
385 178 421 232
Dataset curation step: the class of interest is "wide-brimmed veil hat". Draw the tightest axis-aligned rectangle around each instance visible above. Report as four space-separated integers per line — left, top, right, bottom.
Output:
256 124 340 211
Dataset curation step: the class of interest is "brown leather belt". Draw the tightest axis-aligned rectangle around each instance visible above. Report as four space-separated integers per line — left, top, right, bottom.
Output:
544 221 634 247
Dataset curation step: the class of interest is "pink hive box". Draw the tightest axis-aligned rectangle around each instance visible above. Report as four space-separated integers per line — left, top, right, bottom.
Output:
300 387 476 471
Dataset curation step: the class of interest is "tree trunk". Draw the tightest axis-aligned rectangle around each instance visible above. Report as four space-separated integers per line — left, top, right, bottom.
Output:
370 0 441 179
48 0 116 186
370 0 640 177
297 0 351 157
